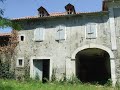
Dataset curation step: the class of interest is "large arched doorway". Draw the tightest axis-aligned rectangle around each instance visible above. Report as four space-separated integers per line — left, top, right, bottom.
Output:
71 44 116 86
75 48 111 84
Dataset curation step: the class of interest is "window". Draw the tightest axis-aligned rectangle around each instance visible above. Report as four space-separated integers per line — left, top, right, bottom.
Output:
65 3 76 15
19 59 22 66
19 35 25 41
67 9 72 14
34 28 44 42
16 58 24 67
86 23 97 39
56 25 66 41
40 11 44 17
21 36 24 41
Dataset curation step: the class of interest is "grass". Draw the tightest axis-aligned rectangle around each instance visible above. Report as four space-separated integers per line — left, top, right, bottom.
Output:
0 79 115 90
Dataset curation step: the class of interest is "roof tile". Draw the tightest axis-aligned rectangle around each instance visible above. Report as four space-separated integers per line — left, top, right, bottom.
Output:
12 11 108 21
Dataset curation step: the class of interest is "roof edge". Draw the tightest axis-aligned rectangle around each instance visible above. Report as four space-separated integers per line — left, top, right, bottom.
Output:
11 11 108 21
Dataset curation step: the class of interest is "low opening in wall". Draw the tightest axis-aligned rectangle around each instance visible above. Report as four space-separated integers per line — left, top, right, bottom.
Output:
75 48 111 85
33 59 50 82
20 36 24 41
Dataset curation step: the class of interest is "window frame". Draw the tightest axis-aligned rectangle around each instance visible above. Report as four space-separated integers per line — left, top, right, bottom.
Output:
19 34 25 42
16 58 24 67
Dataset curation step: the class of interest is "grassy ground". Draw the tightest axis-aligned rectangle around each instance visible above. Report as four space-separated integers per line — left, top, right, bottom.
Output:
0 79 115 90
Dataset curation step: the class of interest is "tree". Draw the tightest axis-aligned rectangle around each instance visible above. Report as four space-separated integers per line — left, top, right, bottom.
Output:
0 0 21 30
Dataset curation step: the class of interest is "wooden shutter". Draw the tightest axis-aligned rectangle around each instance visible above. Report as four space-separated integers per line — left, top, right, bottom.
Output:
34 28 40 41
86 24 97 39
39 28 44 41
56 25 66 40
86 24 91 39
34 28 44 41
91 24 97 38
60 25 65 40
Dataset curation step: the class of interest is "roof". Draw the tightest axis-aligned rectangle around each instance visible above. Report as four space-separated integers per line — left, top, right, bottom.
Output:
65 3 76 14
12 1 109 21
0 33 11 37
12 11 108 21
65 3 75 9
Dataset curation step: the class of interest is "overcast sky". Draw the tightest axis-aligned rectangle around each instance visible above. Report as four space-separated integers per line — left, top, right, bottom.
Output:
0 0 103 33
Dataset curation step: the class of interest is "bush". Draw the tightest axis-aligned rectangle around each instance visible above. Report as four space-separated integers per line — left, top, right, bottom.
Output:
105 79 112 86
0 62 15 79
66 75 82 84
115 80 120 90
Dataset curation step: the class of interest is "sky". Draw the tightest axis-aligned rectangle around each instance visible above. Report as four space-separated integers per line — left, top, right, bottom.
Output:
0 0 103 33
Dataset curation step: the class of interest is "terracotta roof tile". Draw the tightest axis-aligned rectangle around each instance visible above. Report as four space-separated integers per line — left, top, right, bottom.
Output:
12 11 108 21
50 12 66 16
0 33 11 37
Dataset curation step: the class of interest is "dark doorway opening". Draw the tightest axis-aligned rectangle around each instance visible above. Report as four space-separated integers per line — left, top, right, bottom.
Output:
76 48 111 85
42 59 50 83
33 59 50 83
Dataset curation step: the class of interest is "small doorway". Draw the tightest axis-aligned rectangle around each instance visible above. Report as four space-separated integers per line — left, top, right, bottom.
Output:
33 59 50 82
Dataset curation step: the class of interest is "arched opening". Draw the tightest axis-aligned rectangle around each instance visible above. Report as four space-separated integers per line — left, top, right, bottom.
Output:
75 48 111 84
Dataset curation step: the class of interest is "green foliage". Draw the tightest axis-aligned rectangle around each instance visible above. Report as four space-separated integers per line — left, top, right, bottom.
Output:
0 18 11 28
0 0 10 28
105 79 112 86
43 77 49 83
51 68 57 82
0 0 22 30
24 68 31 81
0 79 114 90
0 17 22 30
51 72 82 85
66 75 82 84
115 80 120 90
11 22 22 30
0 61 15 79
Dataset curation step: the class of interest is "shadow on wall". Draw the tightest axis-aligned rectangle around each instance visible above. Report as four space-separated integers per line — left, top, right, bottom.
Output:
19 13 108 30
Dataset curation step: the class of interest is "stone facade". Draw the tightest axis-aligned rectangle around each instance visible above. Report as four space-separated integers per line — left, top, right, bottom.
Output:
9 0 120 86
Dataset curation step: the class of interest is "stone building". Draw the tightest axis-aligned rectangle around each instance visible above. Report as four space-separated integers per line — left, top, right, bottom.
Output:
8 0 120 86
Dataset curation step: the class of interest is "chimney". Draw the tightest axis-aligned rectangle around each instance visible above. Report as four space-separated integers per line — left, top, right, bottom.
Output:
65 3 76 15
38 6 49 17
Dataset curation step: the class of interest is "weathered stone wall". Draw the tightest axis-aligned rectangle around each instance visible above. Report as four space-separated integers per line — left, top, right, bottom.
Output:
113 7 120 82
12 13 115 80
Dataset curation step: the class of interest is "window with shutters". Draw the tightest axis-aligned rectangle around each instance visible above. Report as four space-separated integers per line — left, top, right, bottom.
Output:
34 28 44 42
86 23 97 39
56 25 66 41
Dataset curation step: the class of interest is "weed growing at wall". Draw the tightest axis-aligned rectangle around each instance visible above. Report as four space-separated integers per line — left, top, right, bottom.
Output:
115 80 120 90
0 30 18 79
51 68 57 82
104 79 112 86
0 61 15 79
0 30 18 53
66 75 81 84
